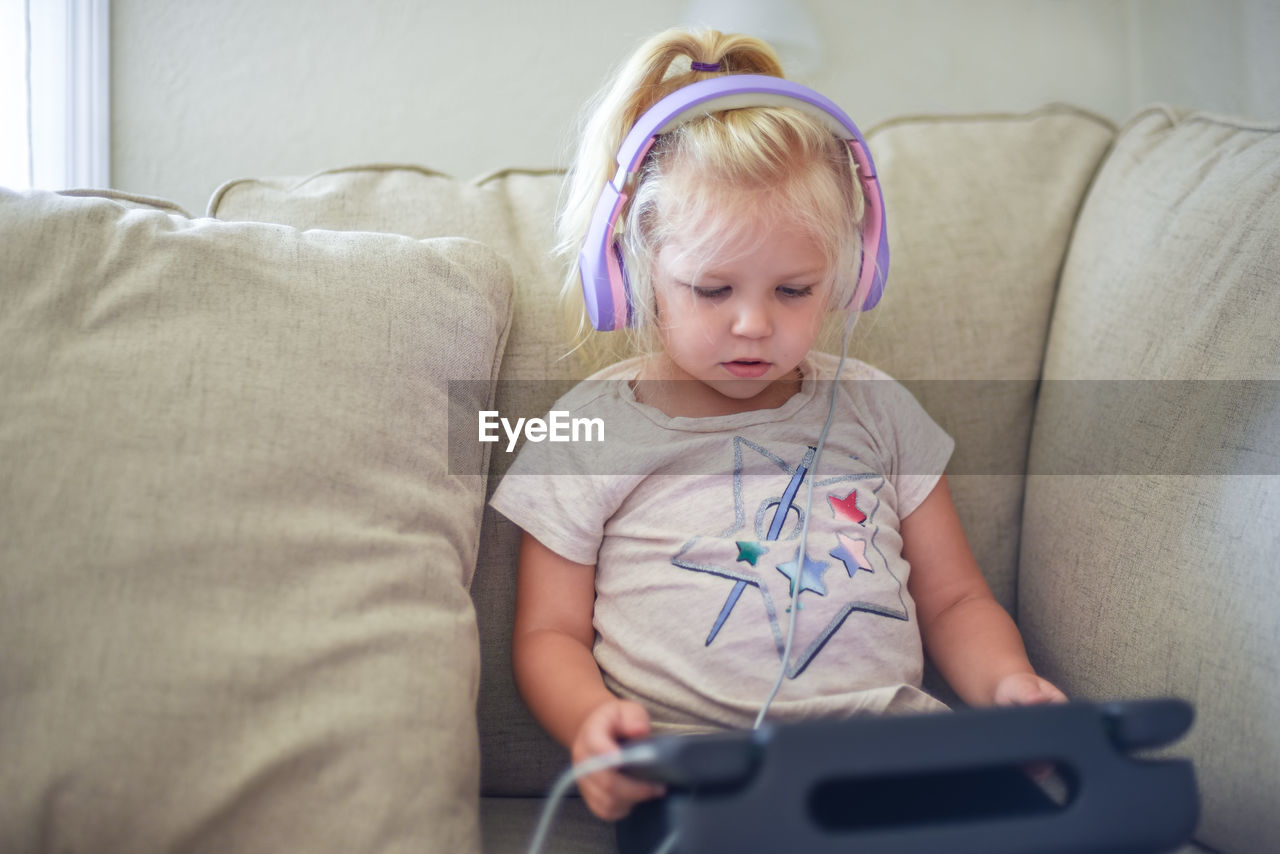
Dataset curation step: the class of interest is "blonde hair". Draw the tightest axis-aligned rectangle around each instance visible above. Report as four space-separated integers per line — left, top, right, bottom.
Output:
556 28 866 370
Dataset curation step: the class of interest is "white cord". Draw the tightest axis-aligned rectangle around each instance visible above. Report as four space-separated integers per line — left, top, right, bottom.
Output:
650 828 680 854
526 742 663 854
753 309 860 730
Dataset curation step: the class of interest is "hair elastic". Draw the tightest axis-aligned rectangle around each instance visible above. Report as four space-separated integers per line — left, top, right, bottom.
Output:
690 60 721 72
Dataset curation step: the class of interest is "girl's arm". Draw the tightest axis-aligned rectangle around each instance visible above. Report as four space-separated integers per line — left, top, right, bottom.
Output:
512 531 665 819
901 476 1067 708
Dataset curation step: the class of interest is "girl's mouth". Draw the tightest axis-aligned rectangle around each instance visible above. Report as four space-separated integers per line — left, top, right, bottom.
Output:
722 360 771 378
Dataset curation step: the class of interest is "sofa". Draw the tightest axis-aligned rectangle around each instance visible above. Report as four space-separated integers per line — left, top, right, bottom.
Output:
1 103 1276 854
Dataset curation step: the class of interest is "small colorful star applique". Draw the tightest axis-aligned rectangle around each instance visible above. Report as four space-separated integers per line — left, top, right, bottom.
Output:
669 436 909 676
828 490 867 525
776 550 831 597
735 541 768 566
829 533 873 578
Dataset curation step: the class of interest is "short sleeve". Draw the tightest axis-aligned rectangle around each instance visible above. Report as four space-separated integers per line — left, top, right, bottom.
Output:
489 446 626 566
850 372 955 519
488 379 641 566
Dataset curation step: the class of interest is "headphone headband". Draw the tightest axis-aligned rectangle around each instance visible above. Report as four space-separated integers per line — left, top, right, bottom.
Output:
578 75 889 331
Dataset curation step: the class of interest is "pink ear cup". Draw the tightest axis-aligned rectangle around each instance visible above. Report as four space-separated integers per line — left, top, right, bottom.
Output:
580 186 632 332
579 76 888 330
849 140 887 312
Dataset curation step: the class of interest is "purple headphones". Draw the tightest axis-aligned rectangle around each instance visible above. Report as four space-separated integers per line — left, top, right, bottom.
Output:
578 74 889 331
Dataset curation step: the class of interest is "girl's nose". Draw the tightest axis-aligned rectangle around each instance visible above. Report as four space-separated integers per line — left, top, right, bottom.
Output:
731 300 773 338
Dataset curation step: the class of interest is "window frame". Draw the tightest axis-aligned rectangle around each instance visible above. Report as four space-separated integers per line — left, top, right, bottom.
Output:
19 0 110 190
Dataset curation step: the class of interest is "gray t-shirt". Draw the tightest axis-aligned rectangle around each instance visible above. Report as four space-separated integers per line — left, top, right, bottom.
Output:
491 351 954 733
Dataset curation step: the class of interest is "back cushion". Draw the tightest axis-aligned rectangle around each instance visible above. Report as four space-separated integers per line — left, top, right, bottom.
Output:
1020 108 1280 853
213 166 581 795
854 107 1114 622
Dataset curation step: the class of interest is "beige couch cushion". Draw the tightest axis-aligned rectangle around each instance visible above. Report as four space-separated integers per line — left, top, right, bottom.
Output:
211 166 578 800
0 189 512 854
852 106 1115 618
1020 108 1280 853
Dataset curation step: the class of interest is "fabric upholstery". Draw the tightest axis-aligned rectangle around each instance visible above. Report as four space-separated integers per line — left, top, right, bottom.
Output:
853 107 1115 616
211 165 579 797
1020 108 1280 853
0 189 512 854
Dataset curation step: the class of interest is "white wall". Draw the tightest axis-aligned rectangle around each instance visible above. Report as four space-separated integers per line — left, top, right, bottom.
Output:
1127 0 1280 119
110 0 1279 216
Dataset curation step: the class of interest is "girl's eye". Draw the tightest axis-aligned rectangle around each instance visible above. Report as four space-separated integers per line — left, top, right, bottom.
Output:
778 285 815 299
690 285 730 299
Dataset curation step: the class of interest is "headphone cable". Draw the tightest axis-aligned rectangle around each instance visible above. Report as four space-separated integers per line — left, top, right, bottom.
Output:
753 307 859 730
525 742 672 854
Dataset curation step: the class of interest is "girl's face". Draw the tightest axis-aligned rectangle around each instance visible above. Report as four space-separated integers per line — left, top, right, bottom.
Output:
645 211 832 416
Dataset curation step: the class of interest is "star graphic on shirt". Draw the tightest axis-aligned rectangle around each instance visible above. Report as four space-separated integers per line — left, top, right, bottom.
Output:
670 436 909 678
777 549 831 596
828 490 867 525
736 541 768 566
829 533 873 577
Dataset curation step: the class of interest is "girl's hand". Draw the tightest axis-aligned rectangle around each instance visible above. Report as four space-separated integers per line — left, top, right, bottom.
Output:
992 673 1068 781
992 672 1068 707
571 699 666 821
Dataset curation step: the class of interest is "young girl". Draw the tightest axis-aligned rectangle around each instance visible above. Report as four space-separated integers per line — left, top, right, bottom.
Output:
490 26 1065 842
